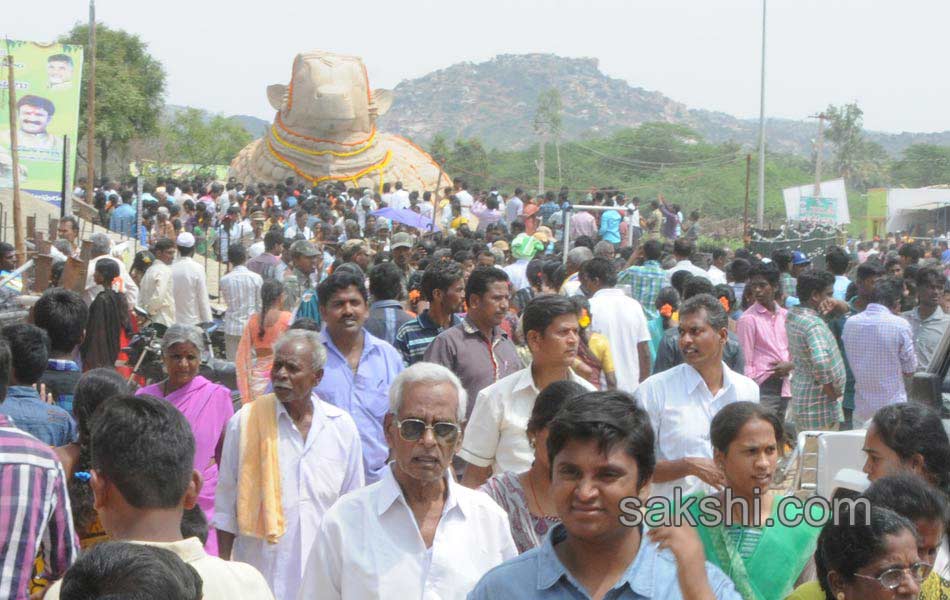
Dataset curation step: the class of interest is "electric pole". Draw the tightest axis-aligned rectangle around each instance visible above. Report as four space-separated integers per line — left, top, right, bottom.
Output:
536 134 545 197
810 112 828 197
756 0 767 227
85 0 96 208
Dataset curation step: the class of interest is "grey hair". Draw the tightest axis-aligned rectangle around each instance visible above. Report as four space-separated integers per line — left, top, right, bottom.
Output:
90 233 113 258
273 329 327 372
161 324 206 353
680 293 729 331
593 241 615 259
566 246 593 269
389 362 467 422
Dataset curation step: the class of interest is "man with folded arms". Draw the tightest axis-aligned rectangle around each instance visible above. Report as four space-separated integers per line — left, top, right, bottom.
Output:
214 329 364 599
300 362 516 599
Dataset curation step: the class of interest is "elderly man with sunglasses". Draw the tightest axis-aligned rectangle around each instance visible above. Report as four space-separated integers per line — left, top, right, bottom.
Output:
299 362 517 600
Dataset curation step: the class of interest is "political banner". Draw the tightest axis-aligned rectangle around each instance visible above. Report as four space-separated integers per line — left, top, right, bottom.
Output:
0 39 84 207
798 196 838 221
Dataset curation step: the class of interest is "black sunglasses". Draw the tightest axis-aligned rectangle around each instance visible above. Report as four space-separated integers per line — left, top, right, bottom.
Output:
394 418 460 443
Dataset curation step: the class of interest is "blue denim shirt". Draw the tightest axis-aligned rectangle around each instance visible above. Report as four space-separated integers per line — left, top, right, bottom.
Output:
314 329 404 484
468 524 740 600
0 385 78 446
109 203 137 237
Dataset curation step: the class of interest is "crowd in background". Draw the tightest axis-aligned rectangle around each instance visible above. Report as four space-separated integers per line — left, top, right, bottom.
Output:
0 173 949 599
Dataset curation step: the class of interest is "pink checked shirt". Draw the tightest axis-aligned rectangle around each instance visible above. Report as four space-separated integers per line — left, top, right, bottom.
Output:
736 301 791 397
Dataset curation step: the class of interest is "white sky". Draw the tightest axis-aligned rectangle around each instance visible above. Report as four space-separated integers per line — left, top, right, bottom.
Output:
6 0 948 134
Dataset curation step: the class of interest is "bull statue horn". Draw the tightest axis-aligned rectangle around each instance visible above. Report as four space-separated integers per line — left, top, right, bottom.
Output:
267 84 288 111
371 89 394 118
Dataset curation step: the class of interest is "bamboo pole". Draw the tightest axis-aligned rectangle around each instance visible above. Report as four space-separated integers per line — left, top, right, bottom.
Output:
85 0 96 213
6 56 26 265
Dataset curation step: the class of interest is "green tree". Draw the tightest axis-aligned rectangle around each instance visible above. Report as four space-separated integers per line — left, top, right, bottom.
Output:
534 89 563 187
428 133 451 166
448 138 489 189
823 102 892 191
161 108 251 170
892 144 950 187
60 23 166 181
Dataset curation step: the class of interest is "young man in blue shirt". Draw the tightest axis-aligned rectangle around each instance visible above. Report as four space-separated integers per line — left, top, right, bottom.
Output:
469 390 739 600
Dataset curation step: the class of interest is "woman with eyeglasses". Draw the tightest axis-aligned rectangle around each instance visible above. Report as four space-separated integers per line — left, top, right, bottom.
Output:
677 401 820 600
802 502 926 600
479 380 588 553
862 403 950 584
864 474 950 600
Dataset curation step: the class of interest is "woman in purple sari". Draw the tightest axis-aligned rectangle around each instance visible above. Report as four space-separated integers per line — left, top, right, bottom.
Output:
136 324 234 556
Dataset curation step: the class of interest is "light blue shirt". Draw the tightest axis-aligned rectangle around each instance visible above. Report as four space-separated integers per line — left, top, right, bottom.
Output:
109 203 137 237
833 274 850 301
468 524 740 600
314 329 404 483
599 209 622 244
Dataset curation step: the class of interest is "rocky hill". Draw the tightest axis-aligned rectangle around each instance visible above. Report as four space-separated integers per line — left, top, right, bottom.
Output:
376 53 950 157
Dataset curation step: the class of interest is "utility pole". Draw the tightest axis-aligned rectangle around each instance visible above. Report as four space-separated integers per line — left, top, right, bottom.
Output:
756 0 767 227
85 0 96 210
5 55 25 265
811 112 828 197
536 134 545 197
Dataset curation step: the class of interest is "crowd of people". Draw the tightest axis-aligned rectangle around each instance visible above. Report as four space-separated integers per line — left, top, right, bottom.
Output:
1 173 949 599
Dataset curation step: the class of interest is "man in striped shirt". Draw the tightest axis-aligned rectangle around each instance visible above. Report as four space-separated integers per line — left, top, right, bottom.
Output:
394 260 464 365
219 244 262 361
785 271 847 431
618 239 666 315
0 338 78 598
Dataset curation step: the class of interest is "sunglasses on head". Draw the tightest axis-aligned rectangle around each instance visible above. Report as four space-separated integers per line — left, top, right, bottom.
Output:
393 418 460 443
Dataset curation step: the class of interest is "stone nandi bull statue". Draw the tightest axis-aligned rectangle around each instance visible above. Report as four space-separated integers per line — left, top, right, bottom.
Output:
230 50 447 193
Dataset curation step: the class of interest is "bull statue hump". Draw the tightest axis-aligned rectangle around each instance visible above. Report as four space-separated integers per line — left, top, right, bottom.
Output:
230 50 449 193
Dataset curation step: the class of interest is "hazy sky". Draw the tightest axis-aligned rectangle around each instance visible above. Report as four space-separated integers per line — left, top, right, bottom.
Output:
6 0 948 134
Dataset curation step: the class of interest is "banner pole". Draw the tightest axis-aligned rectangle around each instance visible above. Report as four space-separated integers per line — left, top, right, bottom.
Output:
6 55 26 266
61 135 70 219
85 0 96 217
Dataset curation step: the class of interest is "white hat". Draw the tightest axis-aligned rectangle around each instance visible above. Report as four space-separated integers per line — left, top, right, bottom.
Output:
176 232 196 248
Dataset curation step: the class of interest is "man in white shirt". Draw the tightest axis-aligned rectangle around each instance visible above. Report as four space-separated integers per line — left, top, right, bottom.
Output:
219 245 262 360
707 248 729 286
580 257 652 393
454 179 474 219
215 330 364 600
635 294 759 501
664 239 712 286
171 232 212 326
82 233 139 307
391 181 410 211
504 187 524 227
137 238 176 328
300 362 517 600
459 295 596 488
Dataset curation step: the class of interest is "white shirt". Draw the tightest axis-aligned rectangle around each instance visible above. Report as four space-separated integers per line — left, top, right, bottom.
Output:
456 189 474 219
219 265 262 336
588 288 652 393
248 240 265 259
503 258 531 292
459 368 596 474
284 224 314 240
299 464 517 600
707 265 727 286
171 256 213 325
663 259 712 286
214 393 364 600
634 363 760 500
83 254 140 307
391 189 411 211
138 261 176 326
44 537 274 600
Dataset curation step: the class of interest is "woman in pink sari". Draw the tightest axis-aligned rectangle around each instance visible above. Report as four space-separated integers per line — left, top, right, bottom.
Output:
236 279 292 404
136 324 233 556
